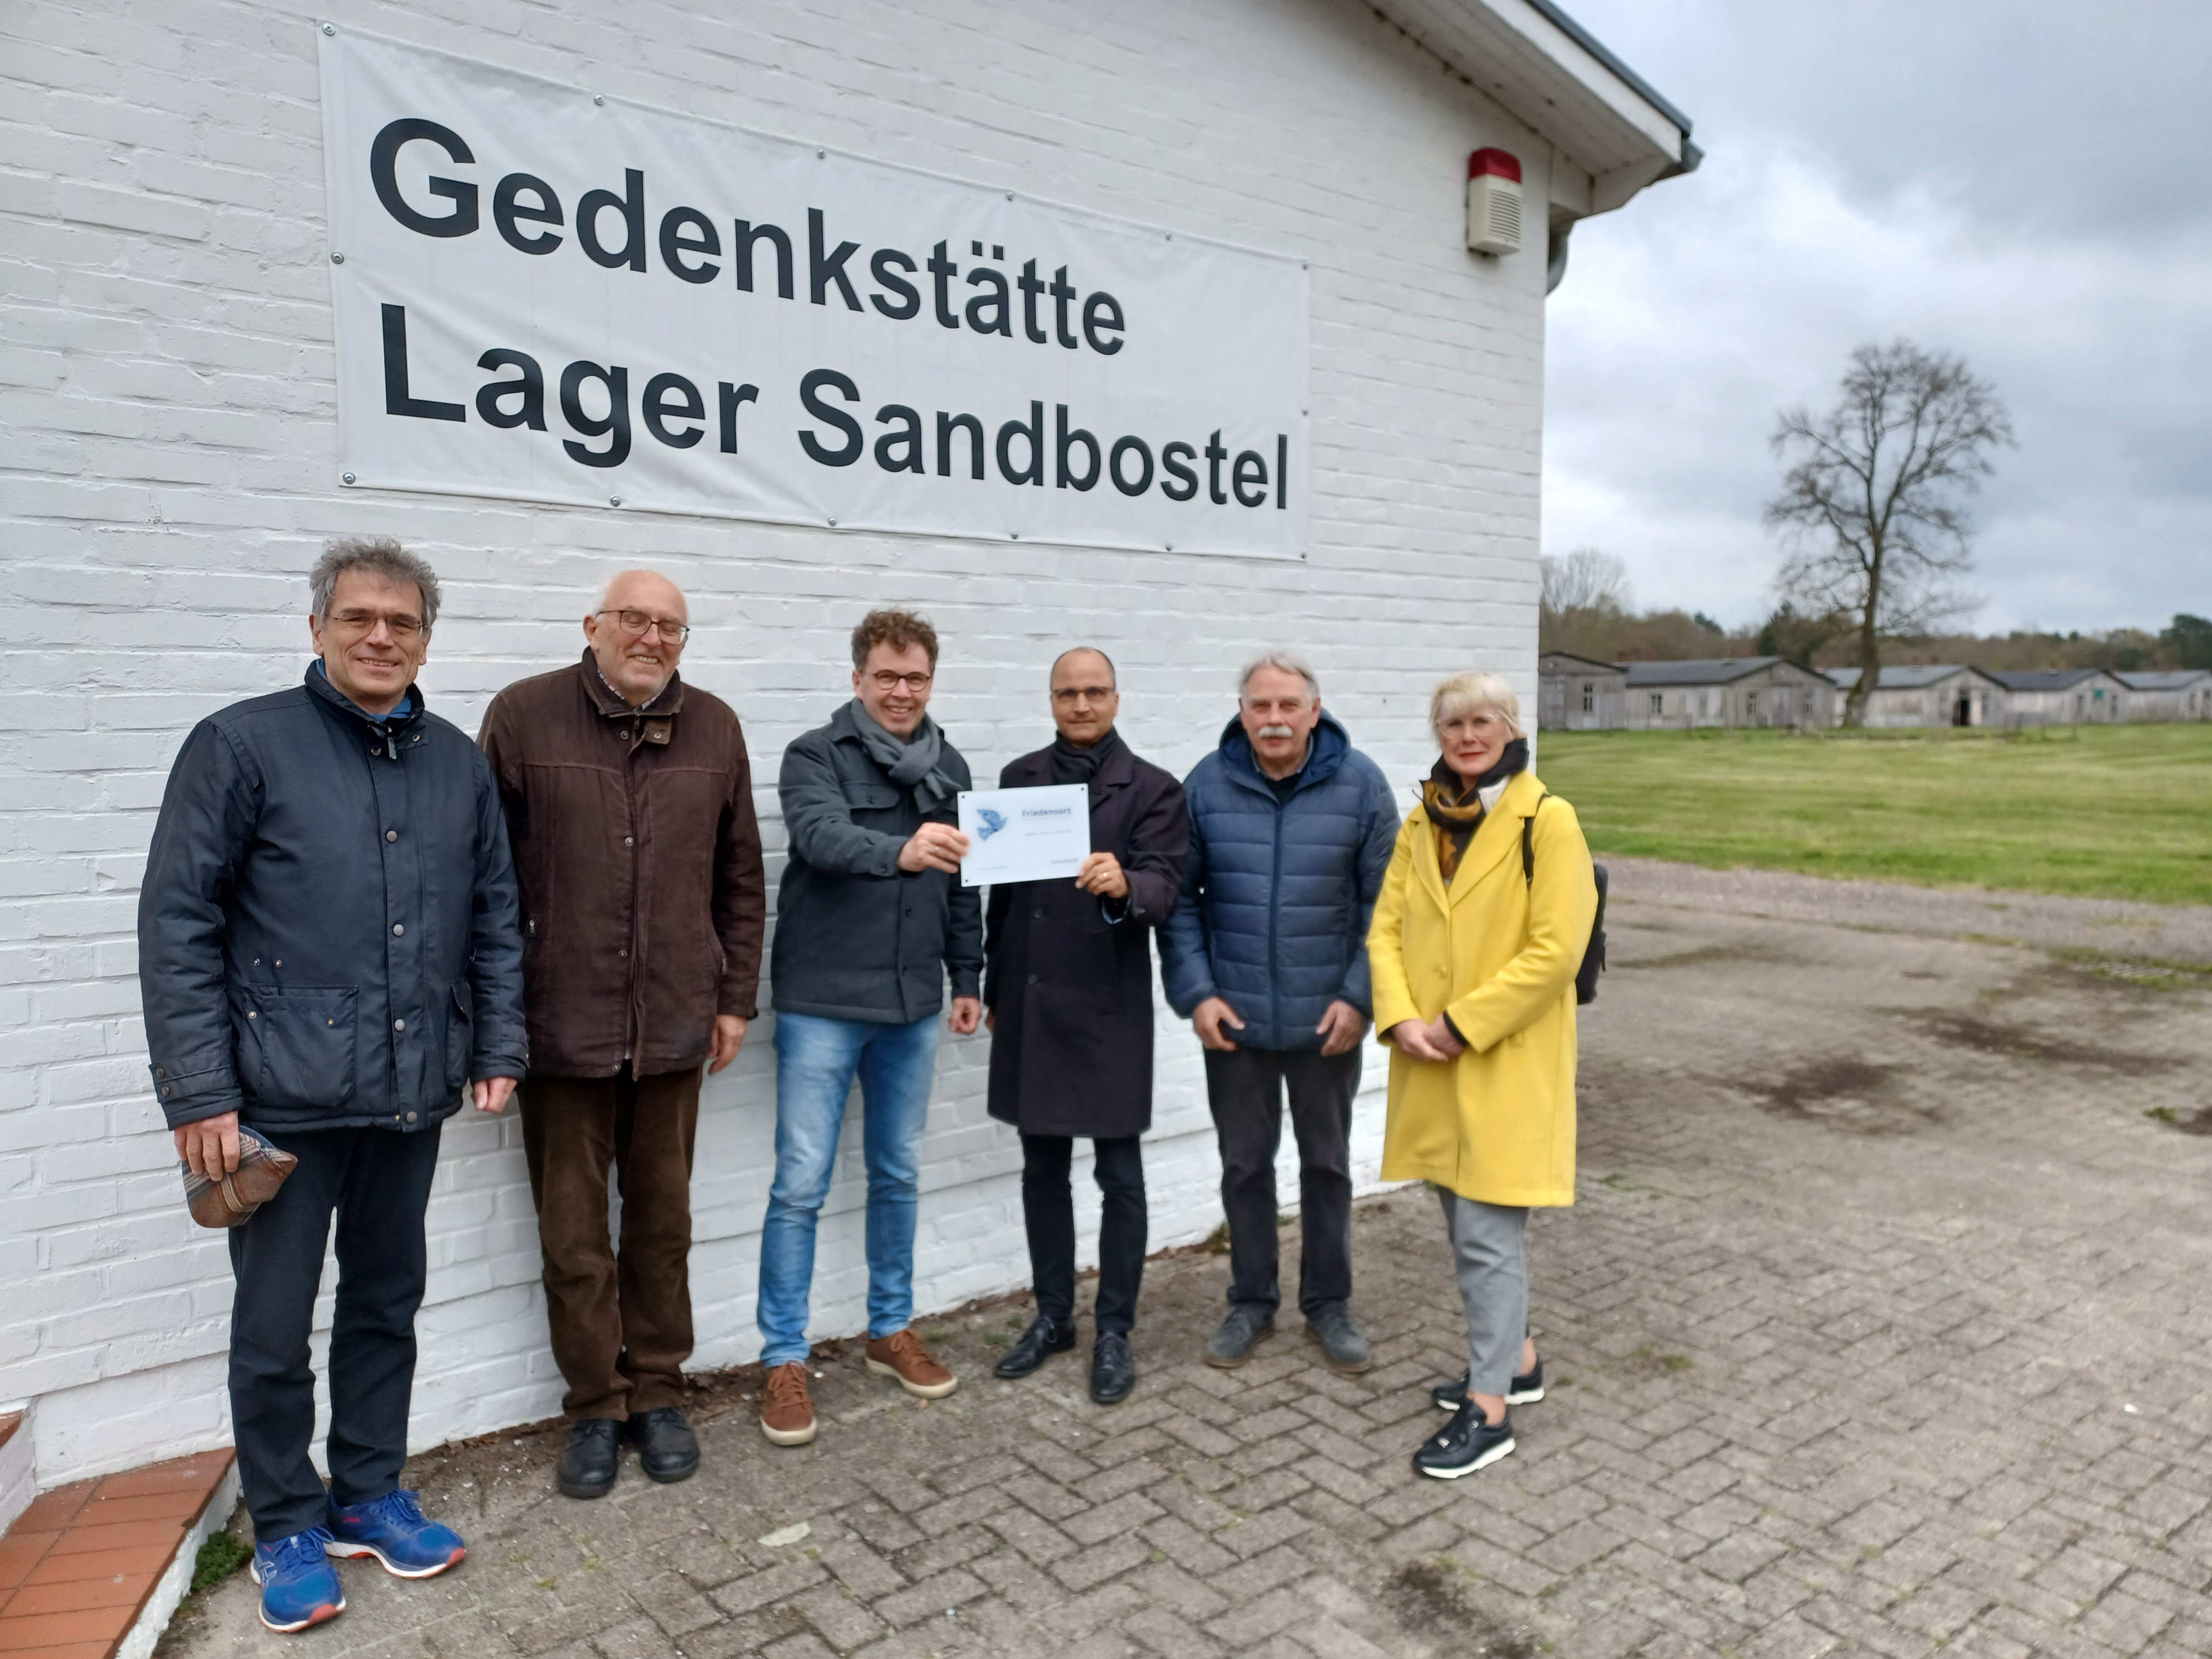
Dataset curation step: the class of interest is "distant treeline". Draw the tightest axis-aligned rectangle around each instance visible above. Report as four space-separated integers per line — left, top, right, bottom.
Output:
1849 615 2212 674
1542 604 2212 672
1539 550 2211 671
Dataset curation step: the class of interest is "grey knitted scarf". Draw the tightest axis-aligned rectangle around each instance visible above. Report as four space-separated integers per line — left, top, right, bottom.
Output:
848 699 961 814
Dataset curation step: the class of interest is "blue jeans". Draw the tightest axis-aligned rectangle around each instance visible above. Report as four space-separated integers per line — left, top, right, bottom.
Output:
757 1011 941 1368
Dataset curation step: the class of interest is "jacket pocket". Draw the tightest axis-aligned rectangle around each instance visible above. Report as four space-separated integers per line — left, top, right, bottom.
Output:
443 981 473 1093
841 781 900 813
1067 909 1125 1011
237 985 357 1114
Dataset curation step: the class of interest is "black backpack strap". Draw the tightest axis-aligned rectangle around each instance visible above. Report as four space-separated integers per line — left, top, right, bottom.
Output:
1522 790 1550 885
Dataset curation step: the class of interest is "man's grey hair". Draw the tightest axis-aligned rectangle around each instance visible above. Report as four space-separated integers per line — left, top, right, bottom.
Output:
1237 649 1318 700
310 537 442 628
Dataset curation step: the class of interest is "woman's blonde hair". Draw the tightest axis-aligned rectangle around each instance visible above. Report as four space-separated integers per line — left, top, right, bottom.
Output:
1429 671 1525 739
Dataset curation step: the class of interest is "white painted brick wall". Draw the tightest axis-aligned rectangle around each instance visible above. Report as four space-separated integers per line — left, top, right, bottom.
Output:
0 0 1553 1484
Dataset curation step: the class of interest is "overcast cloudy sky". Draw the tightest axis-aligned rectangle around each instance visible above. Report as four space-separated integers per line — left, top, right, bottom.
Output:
1541 0 2212 634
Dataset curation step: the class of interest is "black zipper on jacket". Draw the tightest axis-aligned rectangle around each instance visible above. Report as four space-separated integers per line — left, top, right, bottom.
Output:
1268 791 1285 1043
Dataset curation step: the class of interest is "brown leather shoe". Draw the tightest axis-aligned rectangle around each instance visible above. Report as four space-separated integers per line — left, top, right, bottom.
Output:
864 1329 958 1399
758 1362 817 1446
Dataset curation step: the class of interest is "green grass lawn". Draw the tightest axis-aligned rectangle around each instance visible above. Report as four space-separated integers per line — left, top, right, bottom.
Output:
1535 724 2212 907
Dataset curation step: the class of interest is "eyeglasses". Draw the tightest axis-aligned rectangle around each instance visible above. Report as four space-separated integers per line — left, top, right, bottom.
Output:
868 670 933 692
327 609 428 640
595 609 691 644
1052 686 1117 706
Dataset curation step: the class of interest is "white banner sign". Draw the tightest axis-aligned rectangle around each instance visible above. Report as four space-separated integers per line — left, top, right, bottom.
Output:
318 27 1311 558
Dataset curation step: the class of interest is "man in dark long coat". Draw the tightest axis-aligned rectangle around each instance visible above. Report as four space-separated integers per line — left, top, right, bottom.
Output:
984 647 1188 1404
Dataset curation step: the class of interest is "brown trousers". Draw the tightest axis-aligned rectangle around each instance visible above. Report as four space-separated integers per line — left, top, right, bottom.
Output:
520 1066 701 1420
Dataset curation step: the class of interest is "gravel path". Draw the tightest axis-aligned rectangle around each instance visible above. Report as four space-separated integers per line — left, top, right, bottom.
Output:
1604 854 2212 965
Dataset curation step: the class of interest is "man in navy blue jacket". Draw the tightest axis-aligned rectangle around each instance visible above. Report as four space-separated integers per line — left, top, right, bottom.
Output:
1159 651 1400 1375
139 539 525 1636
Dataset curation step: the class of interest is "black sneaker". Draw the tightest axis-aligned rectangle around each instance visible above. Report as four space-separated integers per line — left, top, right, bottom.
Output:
1204 1307 1275 1369
1430 1359 1544 1411
994 1316 1077 1379
557 1418 620 1500
1413 1402 1515 1479
625 1407 700 1484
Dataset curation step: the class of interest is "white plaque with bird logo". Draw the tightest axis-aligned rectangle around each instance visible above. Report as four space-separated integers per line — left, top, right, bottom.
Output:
956 785 1091 888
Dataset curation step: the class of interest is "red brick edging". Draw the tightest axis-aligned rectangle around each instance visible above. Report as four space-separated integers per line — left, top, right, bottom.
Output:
0 1449 235 1658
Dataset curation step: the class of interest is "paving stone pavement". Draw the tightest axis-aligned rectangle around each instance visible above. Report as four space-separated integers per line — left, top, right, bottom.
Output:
166 868 2212 1658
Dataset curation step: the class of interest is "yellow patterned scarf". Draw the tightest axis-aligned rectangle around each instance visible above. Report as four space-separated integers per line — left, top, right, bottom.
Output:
1421 766 1488 885
1419 740 1528 884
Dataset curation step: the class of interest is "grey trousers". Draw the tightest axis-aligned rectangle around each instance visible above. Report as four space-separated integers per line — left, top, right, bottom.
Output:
1436 1186 1529 1396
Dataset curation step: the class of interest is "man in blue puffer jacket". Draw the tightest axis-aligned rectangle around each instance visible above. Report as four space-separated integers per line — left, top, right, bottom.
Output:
1160 651 1401 1374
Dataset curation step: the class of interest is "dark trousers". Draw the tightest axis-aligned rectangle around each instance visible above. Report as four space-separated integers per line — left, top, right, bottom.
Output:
1021 1134 1146 1337
520 1066 702 1420
1203 1045 1360 1319
228 1121 442 1543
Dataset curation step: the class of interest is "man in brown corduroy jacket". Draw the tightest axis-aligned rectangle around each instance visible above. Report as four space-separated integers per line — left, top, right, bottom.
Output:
479 569 765 1501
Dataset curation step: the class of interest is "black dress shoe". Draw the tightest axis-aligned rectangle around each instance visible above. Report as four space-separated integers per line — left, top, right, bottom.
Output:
994 1316 1077 1379
558 1418 620 1500
1090 1333 1136 1405
625 1407 700 1484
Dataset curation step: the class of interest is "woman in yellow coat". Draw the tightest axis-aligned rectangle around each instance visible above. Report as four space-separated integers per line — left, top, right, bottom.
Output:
1367 672 1597 1479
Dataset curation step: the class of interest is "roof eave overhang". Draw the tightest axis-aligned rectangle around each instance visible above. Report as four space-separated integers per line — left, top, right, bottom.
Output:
1372 0 1696 223
1538 651 1624 674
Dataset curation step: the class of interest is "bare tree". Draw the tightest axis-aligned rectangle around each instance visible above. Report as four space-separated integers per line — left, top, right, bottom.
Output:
1541 547 1631 617
1766 341 2013 726
1538 549 1634 659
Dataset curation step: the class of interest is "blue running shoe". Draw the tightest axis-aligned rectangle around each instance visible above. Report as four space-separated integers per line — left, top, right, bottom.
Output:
251 1527 345 1632
325 1489 467 1578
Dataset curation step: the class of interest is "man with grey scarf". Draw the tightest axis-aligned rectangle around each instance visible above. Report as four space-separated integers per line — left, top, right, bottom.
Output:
754 609 982 1449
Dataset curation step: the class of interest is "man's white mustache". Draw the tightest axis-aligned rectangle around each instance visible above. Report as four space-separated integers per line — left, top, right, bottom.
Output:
1258 724 1294 739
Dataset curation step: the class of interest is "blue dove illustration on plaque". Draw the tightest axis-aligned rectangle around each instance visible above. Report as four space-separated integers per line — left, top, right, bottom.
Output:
974 807 1008 840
